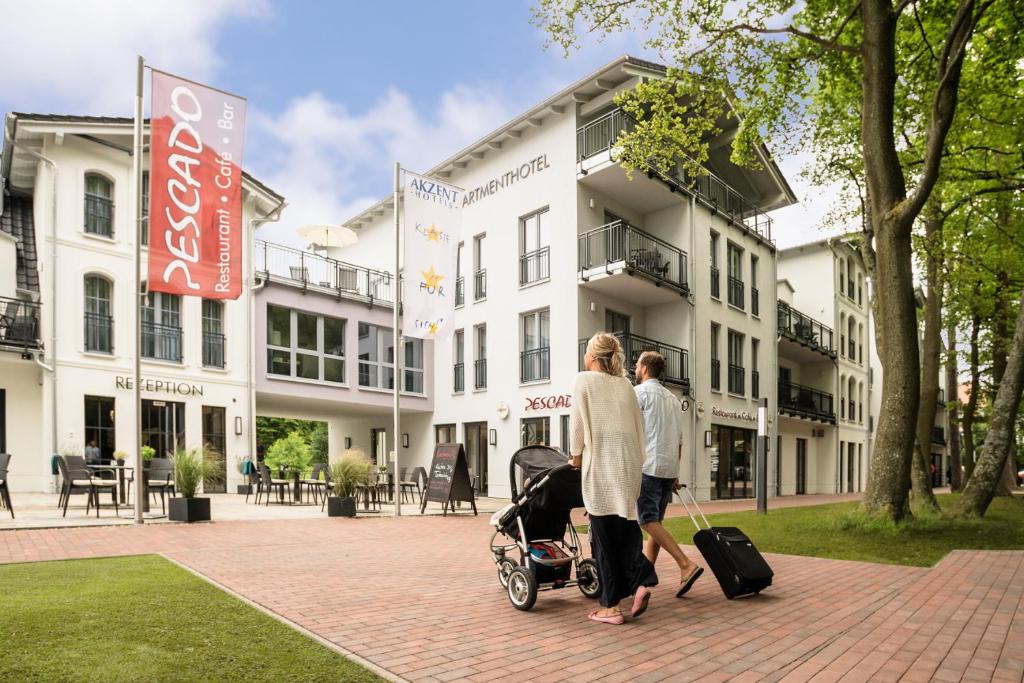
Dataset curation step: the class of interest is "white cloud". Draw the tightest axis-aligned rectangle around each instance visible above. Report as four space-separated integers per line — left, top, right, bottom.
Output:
0 0 267 113
770 150 855 248
250 85 512 247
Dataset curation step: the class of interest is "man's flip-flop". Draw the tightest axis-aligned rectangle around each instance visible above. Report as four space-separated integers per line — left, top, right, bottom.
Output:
630 587 651 619
588 610 624 625
676 567 704 598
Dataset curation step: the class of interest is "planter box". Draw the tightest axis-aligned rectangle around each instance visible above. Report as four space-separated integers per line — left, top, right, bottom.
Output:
169 497 211 523
236 484 253 495
327 496 356 518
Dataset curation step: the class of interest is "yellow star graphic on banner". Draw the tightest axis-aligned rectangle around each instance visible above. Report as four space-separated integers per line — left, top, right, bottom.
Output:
422 266 444 289
427 322 440 334
425 224 442 242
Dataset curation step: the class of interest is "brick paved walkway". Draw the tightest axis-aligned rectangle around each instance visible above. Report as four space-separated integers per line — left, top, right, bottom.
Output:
1 513 1021 682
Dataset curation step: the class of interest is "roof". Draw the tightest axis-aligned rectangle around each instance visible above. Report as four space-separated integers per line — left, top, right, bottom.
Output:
779 233 863 260
0 190 39 293
2 112 284 203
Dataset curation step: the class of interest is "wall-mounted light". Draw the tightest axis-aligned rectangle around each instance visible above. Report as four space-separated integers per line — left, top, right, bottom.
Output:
234 416 243 436
345 436 352 449
704 430 712 447
402 433 409 448
489 429 497 446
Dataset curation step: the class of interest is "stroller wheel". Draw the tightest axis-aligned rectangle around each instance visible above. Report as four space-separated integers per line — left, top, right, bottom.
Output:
507 567 538 611
497 558 517 589
577 559 601 599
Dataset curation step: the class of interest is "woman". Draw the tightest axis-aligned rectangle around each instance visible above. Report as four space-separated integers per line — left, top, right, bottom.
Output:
570 332 658 624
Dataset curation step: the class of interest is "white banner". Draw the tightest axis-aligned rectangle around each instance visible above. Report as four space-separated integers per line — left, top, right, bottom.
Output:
402 172 462 340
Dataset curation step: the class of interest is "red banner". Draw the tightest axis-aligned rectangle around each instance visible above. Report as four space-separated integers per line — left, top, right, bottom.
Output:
148 70 246 299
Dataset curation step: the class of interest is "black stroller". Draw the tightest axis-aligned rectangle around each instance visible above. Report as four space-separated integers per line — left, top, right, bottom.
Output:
489 445 600 610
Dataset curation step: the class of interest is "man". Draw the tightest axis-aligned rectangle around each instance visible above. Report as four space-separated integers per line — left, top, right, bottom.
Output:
84 439 101 465
634 351 703 597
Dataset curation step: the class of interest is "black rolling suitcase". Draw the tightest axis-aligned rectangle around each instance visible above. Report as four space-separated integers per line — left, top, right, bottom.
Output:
677 485 773 599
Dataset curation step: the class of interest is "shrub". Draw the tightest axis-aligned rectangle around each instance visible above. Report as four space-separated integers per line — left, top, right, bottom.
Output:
330 451 373 498
266 431 312 477
141 445 156 462
172 447 224 498
113 450 128 462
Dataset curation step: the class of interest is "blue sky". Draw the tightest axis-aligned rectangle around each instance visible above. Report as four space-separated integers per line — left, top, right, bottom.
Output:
0 1 836 248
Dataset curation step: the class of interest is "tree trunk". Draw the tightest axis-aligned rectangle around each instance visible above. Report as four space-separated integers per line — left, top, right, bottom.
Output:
961 312 981 482
946 315 962 491
952 290 1024 518
991 268 1015 496
910 210 943 512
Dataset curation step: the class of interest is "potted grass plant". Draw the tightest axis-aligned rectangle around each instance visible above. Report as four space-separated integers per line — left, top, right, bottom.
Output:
168 447 223 523
327 450 372 518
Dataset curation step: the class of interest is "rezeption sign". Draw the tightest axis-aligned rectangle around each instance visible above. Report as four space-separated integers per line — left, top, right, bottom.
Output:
148 69 247 299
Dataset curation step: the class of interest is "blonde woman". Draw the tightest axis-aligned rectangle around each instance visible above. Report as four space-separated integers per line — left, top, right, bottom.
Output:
570 333 658 625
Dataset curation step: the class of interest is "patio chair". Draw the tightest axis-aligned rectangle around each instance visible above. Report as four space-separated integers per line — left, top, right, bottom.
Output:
58 455 117 517
0 453 13 518
319 467 335 511
147 458 176 514
258 464 292 505
355 480 380 511
57 455 93 511
245 466 261 504
302 463 330 505
399 467 420 504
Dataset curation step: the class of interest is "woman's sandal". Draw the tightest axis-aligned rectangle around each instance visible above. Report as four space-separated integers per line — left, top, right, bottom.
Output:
588 610 624 625
676 566 704 598
630 586 651 619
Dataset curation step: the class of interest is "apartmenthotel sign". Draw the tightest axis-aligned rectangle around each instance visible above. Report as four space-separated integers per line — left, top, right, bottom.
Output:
115 375 204 397
462 154 550 207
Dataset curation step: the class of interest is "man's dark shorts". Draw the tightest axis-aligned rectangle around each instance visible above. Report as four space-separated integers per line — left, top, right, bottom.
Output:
637 474 675 525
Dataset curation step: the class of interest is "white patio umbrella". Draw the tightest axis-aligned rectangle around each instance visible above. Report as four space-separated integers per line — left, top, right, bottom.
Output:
296 224 358 250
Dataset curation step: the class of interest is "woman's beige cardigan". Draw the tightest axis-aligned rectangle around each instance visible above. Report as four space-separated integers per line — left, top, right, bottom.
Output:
569 370 646 520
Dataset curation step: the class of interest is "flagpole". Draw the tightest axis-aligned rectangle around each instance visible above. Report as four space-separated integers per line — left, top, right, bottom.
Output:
393 162 402 517
132 55 145 525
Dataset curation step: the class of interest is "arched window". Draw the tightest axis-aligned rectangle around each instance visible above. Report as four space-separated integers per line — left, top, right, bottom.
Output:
840 312 847 358
858 323 865 364
848 377 856 423
858 381 865 423
84 173 114 238
84 275 113 353
839 258 846 292
848 317 856 360
202 299 225 368
857 273 864 306
840 373 847 419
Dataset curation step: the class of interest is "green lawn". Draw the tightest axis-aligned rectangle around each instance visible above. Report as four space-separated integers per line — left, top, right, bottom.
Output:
660 493 1024 567
0 555 381 683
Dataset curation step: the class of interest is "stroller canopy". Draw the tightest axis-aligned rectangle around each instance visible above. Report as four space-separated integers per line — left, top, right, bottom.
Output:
511 445 573 498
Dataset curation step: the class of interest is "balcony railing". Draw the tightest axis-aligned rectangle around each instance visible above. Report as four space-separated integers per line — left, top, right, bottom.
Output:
454 362 465 393
142 321 182 362
519 247 550 286
455 277 465 307
777 301 836 357
711 358 721 391
520 347 550 383
84 194 113 237
710 266 720 299
203 331 225 368
578 220 688 295
255 240 396 305
932 427 946 445
474 269 487 300
576 108 773 243
0 296 41 350
84 312 113 353
751 287 760 316
728 363 745 395
779 381 836 423
579 332 691 395
727 276 744 309
474 358 487 389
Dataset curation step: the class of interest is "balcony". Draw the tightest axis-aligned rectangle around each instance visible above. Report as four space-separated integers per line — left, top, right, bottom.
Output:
142 321 182 362
520 347 550 383
84 312 113 354
578 220 688 299
932 427 946 445
474 269 487 300
576 108 773 243
203 331 225 368
455 277 465 307
519 247 550 286
727 276 744 309
474 358 487 389
0 296 41 351
779 381 836 424
255 240 396 305
778 301 836 360
578 332 691 395
454 362 465 393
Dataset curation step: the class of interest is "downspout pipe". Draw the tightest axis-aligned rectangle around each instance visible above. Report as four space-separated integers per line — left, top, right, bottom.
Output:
4 120 59 473
689 194 698 495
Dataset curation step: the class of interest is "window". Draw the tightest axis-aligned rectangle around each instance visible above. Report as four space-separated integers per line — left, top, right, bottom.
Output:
857 273 863 306
201 406 227 493
710 232 720 299
840 312 846 358
848 316 856 360
474 233 487 300
727 330 745 395
750 255 759 316
840 374 846 419
846 259 855 299
858 323 864 364
727 243 744 309
839 440 845 492
711 323 721 391
435 424 456 444
751 338 760 399
266 305 346 383
455 242 465 307
605 309 630 335
356 322 422 392
848 376 856 424
520 309 550 383
858 381 864 423
839 258 846 294
84 395 115 461
847 442 856 492
84 173 114 238
474 324 487 389
84 275 113 353
560 414 570 454
403 338 424 393
453 329 465 393
141 290 182 362
521 416 550 447
202 299 225 368
141 171 150 246
519 208 550 285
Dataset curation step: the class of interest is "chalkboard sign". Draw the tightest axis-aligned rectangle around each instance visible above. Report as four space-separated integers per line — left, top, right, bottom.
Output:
421 443 477 516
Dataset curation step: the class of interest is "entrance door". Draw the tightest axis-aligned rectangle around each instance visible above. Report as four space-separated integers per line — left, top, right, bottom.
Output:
605 310 630 335
202 406 227 493
795 438 807 495
847 442 856 493
371 428 387 466
141 399 185 460
464 422 488 496
712 426 754 499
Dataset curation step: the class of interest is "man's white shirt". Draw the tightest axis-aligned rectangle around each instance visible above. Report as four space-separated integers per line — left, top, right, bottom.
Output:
634 378 683 479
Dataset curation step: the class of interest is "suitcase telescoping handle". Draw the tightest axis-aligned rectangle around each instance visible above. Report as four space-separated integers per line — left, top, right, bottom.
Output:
676 484 712 532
